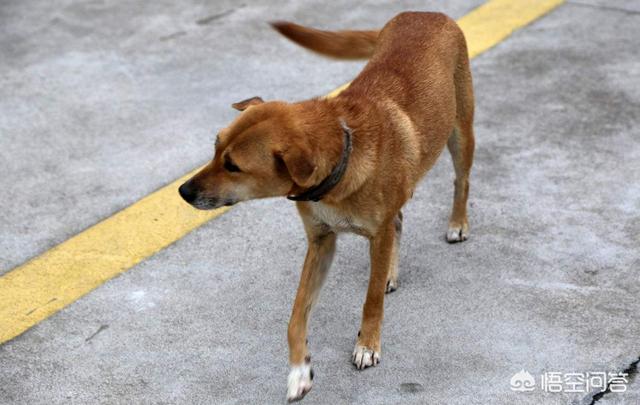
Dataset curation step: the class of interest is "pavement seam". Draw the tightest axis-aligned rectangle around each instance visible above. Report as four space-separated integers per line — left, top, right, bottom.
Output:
566 1 640 16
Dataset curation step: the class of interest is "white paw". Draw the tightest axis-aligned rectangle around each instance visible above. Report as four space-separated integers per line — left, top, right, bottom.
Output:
446 224 469 243
352 345 380 370
286 363 313 402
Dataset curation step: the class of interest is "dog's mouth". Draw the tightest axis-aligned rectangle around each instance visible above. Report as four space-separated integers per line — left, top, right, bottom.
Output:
190 197 239 210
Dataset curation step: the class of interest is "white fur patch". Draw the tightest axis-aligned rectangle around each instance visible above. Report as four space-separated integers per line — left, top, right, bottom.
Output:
352 345 380 370
446 225 469 243
309 202 374 236
286 363 313 402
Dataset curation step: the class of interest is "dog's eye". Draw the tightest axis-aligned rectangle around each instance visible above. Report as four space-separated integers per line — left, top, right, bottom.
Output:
224 156 241 173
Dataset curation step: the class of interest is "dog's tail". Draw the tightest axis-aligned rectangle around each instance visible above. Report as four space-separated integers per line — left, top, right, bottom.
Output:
270 21 379 60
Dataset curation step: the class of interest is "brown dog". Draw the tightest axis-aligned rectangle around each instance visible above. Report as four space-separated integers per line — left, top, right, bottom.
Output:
178 11 474 402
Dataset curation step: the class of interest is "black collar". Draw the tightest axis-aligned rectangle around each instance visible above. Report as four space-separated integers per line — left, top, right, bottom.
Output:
287 121 353 202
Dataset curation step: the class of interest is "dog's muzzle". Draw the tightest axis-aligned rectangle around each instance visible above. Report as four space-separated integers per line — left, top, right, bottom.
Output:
179 180 237 210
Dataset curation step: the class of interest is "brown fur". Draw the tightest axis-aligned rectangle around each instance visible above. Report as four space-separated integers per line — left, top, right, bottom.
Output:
179 11 475 400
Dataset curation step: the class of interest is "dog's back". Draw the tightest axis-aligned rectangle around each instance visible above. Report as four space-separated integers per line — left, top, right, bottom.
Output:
272 12 473 143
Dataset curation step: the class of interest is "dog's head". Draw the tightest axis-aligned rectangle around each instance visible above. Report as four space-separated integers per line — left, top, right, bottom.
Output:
179 97 342 210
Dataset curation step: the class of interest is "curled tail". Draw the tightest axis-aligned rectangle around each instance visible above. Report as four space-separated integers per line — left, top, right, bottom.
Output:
270 21 379 60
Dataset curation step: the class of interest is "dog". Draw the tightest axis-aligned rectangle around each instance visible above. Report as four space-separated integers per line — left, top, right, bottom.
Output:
178 11 474 402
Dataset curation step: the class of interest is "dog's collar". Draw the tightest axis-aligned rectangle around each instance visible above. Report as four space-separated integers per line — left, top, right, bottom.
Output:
287 121 353 202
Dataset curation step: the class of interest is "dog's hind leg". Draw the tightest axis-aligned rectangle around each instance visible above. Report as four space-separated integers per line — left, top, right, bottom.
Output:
446 124 474 242
286 227 336 402
446 52 475 243
385 210 403 293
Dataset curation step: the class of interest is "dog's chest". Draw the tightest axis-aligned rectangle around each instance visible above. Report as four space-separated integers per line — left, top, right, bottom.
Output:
309 203 372 236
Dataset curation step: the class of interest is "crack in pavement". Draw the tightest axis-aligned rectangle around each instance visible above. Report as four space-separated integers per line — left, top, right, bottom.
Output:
84 324 109 343
159 31 187 42
24 298 57 316
587 356 640 404
160 5 246 42
196 7 242 26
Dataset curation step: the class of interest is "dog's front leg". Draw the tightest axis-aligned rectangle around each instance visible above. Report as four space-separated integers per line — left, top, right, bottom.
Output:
286 230 336 402
353 219 396 369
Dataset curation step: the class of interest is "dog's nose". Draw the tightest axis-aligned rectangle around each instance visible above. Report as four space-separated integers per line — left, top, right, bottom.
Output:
178 181 198 203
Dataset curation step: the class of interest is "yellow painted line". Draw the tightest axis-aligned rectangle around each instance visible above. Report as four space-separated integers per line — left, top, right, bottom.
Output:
0 0 564 344
460 0 565 58
0 170 229 343
326 82 351 99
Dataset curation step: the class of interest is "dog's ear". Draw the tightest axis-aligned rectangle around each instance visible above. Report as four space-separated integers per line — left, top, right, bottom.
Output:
277 146 319 188
231 96 264 111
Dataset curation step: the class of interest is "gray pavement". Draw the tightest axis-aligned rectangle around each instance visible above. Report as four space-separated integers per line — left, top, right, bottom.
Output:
1 1 639 404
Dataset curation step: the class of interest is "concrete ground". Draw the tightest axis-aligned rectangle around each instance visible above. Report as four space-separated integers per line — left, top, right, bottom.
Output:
1 1 639 404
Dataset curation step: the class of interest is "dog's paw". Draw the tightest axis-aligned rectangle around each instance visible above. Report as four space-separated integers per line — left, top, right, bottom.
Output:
352 345 380 370
446 223 469 243
385 278 398 294
287 363 313 402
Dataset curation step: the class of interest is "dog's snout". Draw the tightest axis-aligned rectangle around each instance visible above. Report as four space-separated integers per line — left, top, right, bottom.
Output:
178 180 198 203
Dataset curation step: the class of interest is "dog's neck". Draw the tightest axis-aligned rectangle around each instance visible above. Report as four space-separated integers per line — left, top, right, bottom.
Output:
287 120 353 202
